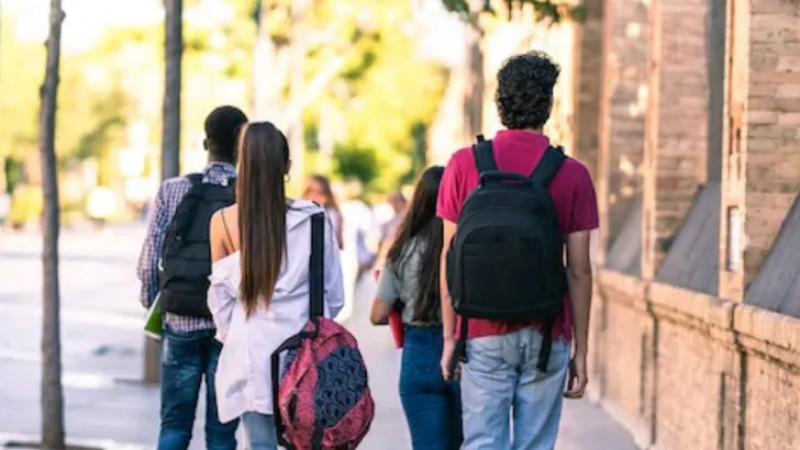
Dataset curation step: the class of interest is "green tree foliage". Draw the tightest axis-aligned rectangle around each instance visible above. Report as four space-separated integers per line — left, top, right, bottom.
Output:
333 143 379 188
442 0 586 23
305 0 447 194
0 19 42 162
1 0 446 202
0 18 131 175
0 2 256 181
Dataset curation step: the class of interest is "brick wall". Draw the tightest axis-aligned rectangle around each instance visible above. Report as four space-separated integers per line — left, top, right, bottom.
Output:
572 0 604 179
720 0 800 299
592 271 654 447
742 0 800 285
642 0 710 276
598 0 648 254
588 0 800 447
592 270 800 450
649 285 738 450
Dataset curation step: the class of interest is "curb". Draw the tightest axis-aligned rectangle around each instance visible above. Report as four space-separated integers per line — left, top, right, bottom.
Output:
0 433 147 450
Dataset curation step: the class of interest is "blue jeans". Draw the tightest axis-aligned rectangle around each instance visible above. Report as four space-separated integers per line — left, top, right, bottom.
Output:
158 326 238 450
400 326 463 450
241 413 278 450
461 327 570 450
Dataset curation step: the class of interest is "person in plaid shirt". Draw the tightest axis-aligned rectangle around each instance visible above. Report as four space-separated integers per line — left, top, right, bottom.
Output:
137 106 248 450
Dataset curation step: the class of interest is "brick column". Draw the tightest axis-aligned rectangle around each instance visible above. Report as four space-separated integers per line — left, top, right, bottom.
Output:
641 0 710 278
572 0 604 180
719 0 800 300
596 0 649 263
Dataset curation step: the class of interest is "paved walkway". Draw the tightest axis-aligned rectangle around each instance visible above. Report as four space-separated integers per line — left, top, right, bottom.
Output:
0 225 635 449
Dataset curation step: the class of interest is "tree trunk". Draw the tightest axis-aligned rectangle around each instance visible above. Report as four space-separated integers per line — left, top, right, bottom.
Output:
162 0 182 181
463 22 484 142
39 0 65 448
146 0 182 385
252 0 271 120
252 1 290 121
287 0 310 186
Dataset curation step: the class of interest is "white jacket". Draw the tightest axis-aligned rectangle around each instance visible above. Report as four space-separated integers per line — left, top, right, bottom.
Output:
207 200 345 423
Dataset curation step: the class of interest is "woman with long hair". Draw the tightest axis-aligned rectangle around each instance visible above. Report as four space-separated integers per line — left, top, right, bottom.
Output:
208 122 344 449
369 166 462 450
303 174 344 249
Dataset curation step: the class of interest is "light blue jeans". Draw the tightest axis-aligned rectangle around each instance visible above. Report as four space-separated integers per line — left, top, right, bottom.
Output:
460 327 570 450
240 413 278 450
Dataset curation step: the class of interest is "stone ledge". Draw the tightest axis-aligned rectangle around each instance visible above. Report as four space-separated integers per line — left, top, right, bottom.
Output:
597 268 800 369
734 303 800 369
597 268 649 311
649 282 734 337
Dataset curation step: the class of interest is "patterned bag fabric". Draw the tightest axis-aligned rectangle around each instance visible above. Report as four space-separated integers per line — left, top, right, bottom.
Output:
271 213 374 450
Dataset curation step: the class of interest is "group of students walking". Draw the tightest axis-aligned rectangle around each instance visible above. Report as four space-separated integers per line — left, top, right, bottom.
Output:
137 50 598 450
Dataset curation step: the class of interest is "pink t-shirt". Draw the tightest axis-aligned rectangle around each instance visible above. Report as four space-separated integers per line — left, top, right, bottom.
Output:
437 130 599 341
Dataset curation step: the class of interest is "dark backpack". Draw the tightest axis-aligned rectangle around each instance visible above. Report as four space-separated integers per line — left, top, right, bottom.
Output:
271 212 374 450
159 173 235 318
446 136 567 373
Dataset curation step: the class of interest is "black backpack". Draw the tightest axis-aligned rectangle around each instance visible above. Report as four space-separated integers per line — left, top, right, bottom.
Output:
447 136 567 373
159 174 236 318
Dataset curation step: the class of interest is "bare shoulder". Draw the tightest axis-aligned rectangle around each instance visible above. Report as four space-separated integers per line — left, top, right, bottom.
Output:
210 205 237 232
210 205 239 261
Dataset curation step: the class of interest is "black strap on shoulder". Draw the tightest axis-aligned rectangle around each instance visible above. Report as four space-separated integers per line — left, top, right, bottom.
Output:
220 210 235 252
271 215 325 449
309 212 325 319
471 139 497 174
530 146 567 186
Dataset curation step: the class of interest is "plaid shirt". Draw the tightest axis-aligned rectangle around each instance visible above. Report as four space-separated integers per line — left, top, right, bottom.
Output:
137 162 236 332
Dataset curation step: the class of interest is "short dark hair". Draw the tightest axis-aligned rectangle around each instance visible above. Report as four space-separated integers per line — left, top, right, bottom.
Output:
204 106 248 162
495 51 560 130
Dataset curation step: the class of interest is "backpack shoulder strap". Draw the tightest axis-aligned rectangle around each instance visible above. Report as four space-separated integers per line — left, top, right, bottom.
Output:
309 212 325 319
168 177 204 228
471 139 498 174
186 173 204 185
179 174 207 201
530 146 567 187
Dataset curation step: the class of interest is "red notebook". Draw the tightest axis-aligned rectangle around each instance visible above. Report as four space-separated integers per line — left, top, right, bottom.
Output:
388 310 404 349
375 269 404 348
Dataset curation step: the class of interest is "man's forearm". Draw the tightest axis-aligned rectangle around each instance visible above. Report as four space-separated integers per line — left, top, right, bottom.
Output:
440 253 456 341
442 295 456 341
440 220 458 341
568 270 592 355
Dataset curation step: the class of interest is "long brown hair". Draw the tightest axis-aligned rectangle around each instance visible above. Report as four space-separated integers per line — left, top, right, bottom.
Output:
306 174 340 213
237 122 290 316
386 166 444 322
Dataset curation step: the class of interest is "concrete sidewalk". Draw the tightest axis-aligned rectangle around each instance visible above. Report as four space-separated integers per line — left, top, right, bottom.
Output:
349 276 636 450
0 225 635 449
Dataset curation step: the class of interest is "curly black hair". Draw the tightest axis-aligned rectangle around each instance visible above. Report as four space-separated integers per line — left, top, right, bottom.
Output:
495 51 560 130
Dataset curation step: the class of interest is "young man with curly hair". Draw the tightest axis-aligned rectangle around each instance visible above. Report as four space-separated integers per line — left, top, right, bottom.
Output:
437 52 598 449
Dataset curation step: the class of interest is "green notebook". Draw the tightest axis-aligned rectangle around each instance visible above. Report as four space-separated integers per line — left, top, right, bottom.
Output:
144 293 163 341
